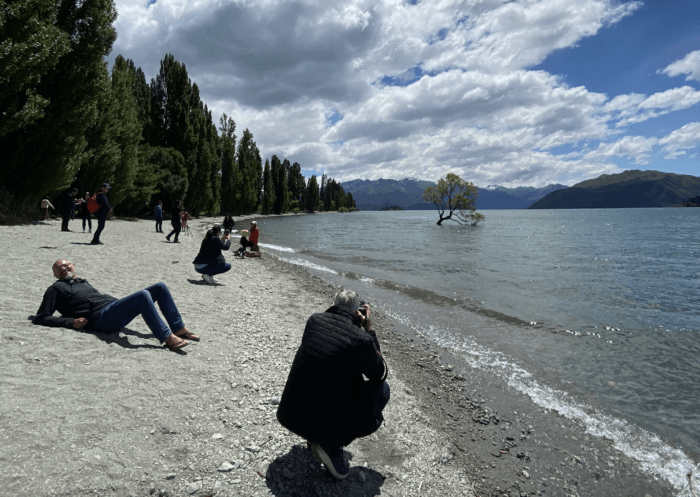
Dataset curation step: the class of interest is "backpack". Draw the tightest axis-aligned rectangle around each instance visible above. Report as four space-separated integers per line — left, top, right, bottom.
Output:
87 193 100 213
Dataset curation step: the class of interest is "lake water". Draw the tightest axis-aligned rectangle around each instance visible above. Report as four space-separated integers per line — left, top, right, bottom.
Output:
253 208 700 491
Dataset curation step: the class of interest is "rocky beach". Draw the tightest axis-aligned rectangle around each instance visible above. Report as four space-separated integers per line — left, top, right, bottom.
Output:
0 215 676 497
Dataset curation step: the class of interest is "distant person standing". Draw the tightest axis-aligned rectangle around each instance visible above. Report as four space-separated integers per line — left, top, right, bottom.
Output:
79 192 92 233
61 188 78 231
41 196 55 221
166 200 183 243
222 214 235 232
90 183 112 245
154 201 163 233
180 210 192 234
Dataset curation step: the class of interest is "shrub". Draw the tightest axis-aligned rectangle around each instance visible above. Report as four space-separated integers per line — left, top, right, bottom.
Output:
337 206 349 213
292 207 300 214
0 188 40 225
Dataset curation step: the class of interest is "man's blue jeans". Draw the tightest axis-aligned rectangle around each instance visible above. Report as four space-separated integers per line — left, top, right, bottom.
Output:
93 282 184 342
194 263 231 276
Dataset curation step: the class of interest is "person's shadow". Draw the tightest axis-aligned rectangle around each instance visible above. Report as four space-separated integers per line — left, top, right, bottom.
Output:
187 278 225 286
27 316 170 351
264 445 384 497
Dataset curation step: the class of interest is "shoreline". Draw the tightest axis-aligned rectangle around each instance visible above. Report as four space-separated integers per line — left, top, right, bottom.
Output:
0 217 677 496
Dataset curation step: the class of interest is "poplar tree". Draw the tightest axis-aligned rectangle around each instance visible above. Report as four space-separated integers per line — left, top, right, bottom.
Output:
261 159 275 215
305 175 320 213
219 113 237 214
0 0 117 199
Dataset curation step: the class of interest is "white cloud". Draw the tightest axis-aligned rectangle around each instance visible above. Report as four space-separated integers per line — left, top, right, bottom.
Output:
584 135 658 165
108 0 698 187
661 50 700 82
659 122 700 159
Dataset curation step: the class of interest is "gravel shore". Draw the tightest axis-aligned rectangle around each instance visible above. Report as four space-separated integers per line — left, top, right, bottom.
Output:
0 215 675 497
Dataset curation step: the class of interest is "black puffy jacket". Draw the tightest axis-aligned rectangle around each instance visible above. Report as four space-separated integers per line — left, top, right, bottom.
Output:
192 235 231 265
276 304 387 446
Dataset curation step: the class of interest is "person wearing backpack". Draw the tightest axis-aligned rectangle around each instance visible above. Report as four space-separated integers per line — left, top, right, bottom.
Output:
79 192 93 233
90 183 112 245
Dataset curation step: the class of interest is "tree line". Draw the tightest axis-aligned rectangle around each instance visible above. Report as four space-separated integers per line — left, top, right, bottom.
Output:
0 0 355 217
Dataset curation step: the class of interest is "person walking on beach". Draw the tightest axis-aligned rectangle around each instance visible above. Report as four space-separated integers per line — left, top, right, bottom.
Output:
41 196 55 221
166 200 183 243
61 188 78 231
79 192 92 233
32 259 197 351
276 290 390 479
90 183 112 245
192 225 232 284
154 200 163 233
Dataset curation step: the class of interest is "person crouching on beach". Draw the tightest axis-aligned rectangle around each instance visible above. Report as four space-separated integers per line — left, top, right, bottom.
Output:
33 259 197 351
192 225 231 284
276 290 390 479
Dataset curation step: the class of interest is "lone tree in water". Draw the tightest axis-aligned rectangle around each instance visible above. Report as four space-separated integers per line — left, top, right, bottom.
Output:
423 173 485 226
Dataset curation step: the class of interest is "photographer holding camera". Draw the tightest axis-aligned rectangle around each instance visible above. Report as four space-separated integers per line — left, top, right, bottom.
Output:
276 290 390 479
192 225 231 284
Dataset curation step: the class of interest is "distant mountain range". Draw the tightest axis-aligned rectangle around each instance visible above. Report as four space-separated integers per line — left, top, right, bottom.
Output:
529 170 700 209
340 178 567 210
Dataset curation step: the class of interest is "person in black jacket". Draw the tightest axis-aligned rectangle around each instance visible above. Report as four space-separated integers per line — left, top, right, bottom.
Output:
222 214 235 232
276 290 390 479
166 200 183 243
192 225 231 284
33 259 198 351
61 188 78 231
90 183 112 245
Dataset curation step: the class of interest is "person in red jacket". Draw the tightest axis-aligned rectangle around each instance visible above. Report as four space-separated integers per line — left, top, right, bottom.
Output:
249 221 259 246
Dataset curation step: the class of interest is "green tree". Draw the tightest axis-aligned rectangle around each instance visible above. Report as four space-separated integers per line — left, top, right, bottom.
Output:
148 146 189 209
287 161 305 205
271 156 289 214
236 129 259 214
0 0 70 138
422 173 484 226
0 0 117 199
219 113 237 214
305 175 319 213
261 159 275 215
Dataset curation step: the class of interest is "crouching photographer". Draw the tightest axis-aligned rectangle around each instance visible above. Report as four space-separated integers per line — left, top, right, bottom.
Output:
276 290 390 480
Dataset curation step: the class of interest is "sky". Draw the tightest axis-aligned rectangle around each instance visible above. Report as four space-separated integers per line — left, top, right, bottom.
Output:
109 0 700 187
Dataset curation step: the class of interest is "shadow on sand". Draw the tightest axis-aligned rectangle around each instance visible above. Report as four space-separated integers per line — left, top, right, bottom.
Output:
264 444 384 497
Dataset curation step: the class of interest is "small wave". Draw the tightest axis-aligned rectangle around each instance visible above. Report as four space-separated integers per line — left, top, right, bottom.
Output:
281 258 338 274
383 308 696 493
258 243 296 253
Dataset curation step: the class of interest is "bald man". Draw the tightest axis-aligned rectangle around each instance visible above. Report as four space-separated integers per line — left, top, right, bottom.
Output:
33 259 197 351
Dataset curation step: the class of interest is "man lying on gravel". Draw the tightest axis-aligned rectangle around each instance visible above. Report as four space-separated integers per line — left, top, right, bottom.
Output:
32 259 197 351
276 290 390 480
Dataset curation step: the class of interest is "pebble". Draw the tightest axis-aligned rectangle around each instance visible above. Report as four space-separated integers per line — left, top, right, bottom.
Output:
212 433 224 439
522 470 530 479
245 446 260 452
218 461 236 472
187 481 202 494
165 474 175 480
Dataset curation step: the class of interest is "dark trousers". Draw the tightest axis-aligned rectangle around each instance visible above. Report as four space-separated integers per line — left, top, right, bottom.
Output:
333 381 390 448
92 214 107 242
61 212 70 231
155 218 163 232
167 220 181 241
82 214 92 231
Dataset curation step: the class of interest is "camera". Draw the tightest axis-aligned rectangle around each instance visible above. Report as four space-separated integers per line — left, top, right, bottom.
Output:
358 301 367 317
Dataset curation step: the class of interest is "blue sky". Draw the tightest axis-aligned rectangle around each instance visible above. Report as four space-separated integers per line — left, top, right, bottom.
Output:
110 0 700 187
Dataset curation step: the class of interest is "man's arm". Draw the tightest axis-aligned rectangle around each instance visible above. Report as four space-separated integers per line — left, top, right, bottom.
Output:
33 286 75 328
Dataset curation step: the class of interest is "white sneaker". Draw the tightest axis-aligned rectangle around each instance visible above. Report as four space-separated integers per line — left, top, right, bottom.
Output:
202 274 214 284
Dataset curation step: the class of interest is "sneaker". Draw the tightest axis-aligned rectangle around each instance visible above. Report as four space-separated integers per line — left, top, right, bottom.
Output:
202 274 214 284
166 235 171 241
310 443 349 479
89 229 92 233
90 240 103 245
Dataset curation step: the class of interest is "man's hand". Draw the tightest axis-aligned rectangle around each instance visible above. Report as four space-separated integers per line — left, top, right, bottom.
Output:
356 305 371 331
73 318 88 329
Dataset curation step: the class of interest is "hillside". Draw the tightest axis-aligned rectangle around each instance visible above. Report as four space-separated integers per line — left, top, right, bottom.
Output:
529 170 700 209
341 178 566 210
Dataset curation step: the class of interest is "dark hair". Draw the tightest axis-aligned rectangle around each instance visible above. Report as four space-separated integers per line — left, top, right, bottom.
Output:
173 200 180 207
205 225 222 240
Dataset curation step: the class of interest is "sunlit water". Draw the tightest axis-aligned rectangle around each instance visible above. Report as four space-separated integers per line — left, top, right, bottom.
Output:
254 209 700 492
